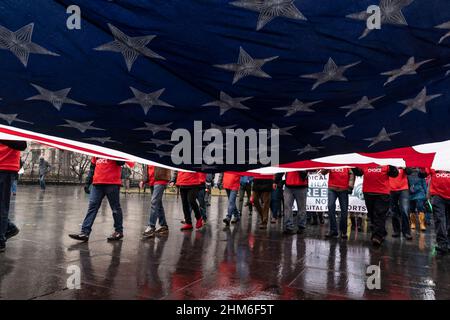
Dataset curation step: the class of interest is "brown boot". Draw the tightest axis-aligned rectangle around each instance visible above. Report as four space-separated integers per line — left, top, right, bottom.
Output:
419 212 427 232
410 213 416 230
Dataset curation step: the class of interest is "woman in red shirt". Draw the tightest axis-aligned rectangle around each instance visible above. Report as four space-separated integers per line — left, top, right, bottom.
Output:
218 172 241 225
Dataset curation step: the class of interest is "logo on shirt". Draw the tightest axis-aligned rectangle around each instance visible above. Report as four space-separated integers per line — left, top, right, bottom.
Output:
367 168 382 173
436 173 450 178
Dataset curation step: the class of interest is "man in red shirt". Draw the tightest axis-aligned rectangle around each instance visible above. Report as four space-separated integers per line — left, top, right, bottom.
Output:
354 165 399 246
140 165 171 238
0 140 27 252
319 168 355 239
282 170 309 235
425 169 450 254
389 168 413 240
218 172 241 226
69 157 126 242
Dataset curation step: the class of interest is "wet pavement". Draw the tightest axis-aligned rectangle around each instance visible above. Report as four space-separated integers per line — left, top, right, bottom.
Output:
0 185 449 300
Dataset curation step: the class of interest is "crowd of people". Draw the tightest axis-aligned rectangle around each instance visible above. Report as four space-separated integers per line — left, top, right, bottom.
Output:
1 139 450 255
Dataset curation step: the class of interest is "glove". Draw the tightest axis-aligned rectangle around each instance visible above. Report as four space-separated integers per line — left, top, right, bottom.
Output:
84 185 91 194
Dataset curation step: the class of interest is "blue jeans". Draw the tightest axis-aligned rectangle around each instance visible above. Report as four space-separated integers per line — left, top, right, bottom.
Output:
11 177 17 194
226 189 240 219
328 189 349 235
0 172 16 245
271 187 283 219
148 184 167 227
81 184 123 235
390 190 411 236
284 187 307 231
39 174 46 190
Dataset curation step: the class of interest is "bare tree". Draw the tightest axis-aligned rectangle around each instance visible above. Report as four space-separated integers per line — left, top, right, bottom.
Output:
70 153 91 183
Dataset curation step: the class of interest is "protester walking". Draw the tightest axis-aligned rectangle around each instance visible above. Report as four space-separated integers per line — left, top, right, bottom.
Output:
38 157 50 190
283 171 309 235
389 168 413 240
218 172 241 226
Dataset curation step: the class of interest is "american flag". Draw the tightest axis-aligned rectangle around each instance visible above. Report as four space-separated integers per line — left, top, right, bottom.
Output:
0 0 450 172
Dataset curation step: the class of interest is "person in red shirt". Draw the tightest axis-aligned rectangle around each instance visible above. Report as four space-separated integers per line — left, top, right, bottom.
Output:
354 165 399 246
140 165 171 238
319 168 355 240
0 140 27 252
170 171 204 231
389 168 413 240
69 157 126 242
282 170 310 235
218 172 241 225
424 168 450 254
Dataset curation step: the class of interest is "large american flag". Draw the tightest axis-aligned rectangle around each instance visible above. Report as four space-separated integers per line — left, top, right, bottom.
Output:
0 0 450 172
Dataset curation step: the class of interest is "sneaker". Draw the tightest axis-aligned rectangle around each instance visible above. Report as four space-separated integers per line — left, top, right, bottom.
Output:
69 233 89 242
0 243 5 253
223 217 231 226
196 218 204 229
270 218 277 224
155 225 169 235
325 232 338 239
180 220 186 224
5 226 20 240
404 234 413 241
231 216 240 224
142 226 157 238
107 231 124 241
180 223 193 231
340 233 348 240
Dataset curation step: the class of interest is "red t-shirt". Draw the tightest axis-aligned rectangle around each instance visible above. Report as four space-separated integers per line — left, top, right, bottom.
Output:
428 169 450 199
285 171 308 187
389 168 408 192
328 168 350 190
223 172 240 191
147 165 168 186
92 157 122 185
0 144 20 172
176 172 203 186
362 166 391 194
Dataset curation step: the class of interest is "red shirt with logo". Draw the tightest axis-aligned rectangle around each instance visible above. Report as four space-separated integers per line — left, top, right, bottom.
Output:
147 165 169 186
389 168 409 192
223 172 240 191
176 172 203 186
362 166 391 194
0 144 20 172
285 171 308 187
92 157 122 185
428 169 450 199
328 168 350 190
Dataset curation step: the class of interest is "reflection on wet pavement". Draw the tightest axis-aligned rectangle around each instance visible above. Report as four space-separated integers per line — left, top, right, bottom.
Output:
0 186 448 300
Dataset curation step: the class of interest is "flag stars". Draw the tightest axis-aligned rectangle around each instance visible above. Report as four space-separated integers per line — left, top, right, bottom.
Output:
314 123 353 141
301 58 360 91
120 87 174 115
381 57 433 86
292 144 324 155
341 96 384 117
398 87 442 117
134 122 173 135
214 47 278 84
60 120 104 133
364 128 401 147
273 99 321 117
435 21 450 44
26 84 86 110
84 137 118 144
0 113 33 125
203 91 252 116
94 23 165 72
230 0 307 31
0 23 59 67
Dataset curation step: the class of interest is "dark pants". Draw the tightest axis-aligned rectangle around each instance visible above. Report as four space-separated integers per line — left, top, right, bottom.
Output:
390 190 411 236
81 184 123 235
0 172 16 246
431 195 450 249
253 191 271 225
364 193 390 240
197 187 207 220
180 187 201 225
328 189 349 235
270 187 283 219
238 183 252 213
